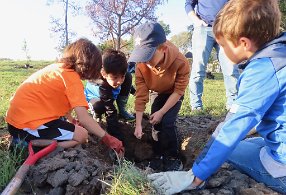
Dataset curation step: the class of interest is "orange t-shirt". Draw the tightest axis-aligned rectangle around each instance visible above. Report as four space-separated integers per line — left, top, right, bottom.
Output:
6 63 88 130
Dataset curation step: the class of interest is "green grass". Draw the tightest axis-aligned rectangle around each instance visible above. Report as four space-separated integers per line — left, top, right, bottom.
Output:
107 160 159 195
0 141 26 191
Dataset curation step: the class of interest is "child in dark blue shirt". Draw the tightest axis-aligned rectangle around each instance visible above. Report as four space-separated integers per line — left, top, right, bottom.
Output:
85 49 132 142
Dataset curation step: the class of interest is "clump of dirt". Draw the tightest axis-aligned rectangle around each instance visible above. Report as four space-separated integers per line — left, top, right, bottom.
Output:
1 115 281 195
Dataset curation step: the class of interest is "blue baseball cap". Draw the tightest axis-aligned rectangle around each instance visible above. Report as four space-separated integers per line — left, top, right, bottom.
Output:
129 22 166 63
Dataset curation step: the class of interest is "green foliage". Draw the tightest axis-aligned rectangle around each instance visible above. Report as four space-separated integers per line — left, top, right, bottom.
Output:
108 160 159 195
22 39 31 65
170 31 192 54
0 142 26 191
279 0 286 30
159 20 171 36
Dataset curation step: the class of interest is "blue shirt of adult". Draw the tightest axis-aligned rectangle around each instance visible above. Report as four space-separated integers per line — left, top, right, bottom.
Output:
185 0 228 26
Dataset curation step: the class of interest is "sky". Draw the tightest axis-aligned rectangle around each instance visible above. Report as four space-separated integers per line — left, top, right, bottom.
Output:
0 0 190 60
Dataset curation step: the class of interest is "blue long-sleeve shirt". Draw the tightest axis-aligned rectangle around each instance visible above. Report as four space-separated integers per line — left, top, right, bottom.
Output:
192 33 286 180
185 0 228 26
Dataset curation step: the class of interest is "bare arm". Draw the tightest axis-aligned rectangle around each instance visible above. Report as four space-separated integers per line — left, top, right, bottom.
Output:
74 106 105 138
150 92 181 125
134 111 144 139
65 110 74 123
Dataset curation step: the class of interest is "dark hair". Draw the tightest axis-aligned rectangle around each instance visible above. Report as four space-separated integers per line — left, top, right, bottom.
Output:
59 38 102 80
102 49 128 75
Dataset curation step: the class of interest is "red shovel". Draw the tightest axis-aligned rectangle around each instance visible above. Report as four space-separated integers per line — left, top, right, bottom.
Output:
2 140 57 195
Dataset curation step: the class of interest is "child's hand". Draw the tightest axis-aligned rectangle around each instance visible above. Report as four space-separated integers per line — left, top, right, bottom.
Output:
150 111 164 125
134 125 144 139
101 133 125 157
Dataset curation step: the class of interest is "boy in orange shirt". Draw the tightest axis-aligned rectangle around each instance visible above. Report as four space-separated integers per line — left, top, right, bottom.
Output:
6 39 124 155
129 22 190 171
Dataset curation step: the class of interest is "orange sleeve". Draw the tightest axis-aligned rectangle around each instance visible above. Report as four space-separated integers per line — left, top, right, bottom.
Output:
135 63 150 112
174 55 191 96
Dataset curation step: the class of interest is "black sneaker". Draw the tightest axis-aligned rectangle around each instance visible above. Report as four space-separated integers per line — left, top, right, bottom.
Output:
147 156 164 171
163 157 183 171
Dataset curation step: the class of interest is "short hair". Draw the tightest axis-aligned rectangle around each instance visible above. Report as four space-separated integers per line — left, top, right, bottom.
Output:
102 49 128 75
59 38 102 80
213 0 281 48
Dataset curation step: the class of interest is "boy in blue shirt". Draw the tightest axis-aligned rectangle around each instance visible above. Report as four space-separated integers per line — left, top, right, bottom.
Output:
85 49 130 142
148 0 286 194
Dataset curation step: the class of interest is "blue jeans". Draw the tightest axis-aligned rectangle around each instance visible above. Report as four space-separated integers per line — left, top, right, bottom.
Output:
227 137 286 194
190 25 240 109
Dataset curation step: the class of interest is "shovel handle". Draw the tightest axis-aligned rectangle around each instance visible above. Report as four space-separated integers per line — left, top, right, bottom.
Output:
30 139 56 147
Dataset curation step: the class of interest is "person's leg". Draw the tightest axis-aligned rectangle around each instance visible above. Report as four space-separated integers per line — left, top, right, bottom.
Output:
8 119 88 149
190 26 215 109
150 92 184 171
92 98 106 121
117 72 135 121
227 137 286 194
214 37 239 110
58 125 88 148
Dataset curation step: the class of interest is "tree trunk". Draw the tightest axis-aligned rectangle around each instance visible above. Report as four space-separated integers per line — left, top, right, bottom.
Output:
65 0 69 46
116 16 122 50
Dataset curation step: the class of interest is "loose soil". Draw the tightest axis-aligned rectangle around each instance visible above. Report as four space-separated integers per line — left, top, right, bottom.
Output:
0 115 281 195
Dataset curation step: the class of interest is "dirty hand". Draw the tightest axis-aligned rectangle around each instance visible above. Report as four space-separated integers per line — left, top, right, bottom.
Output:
150 111 164 125
101 133 124 156
147 170 202 195
134 125 144 139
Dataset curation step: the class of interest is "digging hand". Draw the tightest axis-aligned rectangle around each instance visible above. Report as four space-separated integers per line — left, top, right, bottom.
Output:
147 169 204 195
101 133 125 157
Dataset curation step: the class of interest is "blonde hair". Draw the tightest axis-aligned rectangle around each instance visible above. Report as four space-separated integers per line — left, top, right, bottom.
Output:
213 0 281 48
59 38 102 80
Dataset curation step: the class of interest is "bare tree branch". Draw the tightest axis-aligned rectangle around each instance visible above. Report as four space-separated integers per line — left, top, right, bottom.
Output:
86 0 166 50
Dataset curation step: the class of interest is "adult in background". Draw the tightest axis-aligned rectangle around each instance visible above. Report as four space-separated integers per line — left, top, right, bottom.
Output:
185 0 240 110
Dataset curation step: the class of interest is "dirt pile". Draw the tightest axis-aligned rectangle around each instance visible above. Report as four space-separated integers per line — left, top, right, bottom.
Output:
5 115 281 195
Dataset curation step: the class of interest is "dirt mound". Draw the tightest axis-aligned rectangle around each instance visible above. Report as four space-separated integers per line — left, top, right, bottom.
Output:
3 115 281 194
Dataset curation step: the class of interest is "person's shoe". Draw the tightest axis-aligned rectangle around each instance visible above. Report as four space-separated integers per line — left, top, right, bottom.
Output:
163 157 183 171
147 156 164 171
118 112 135 122
192 107 202 111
